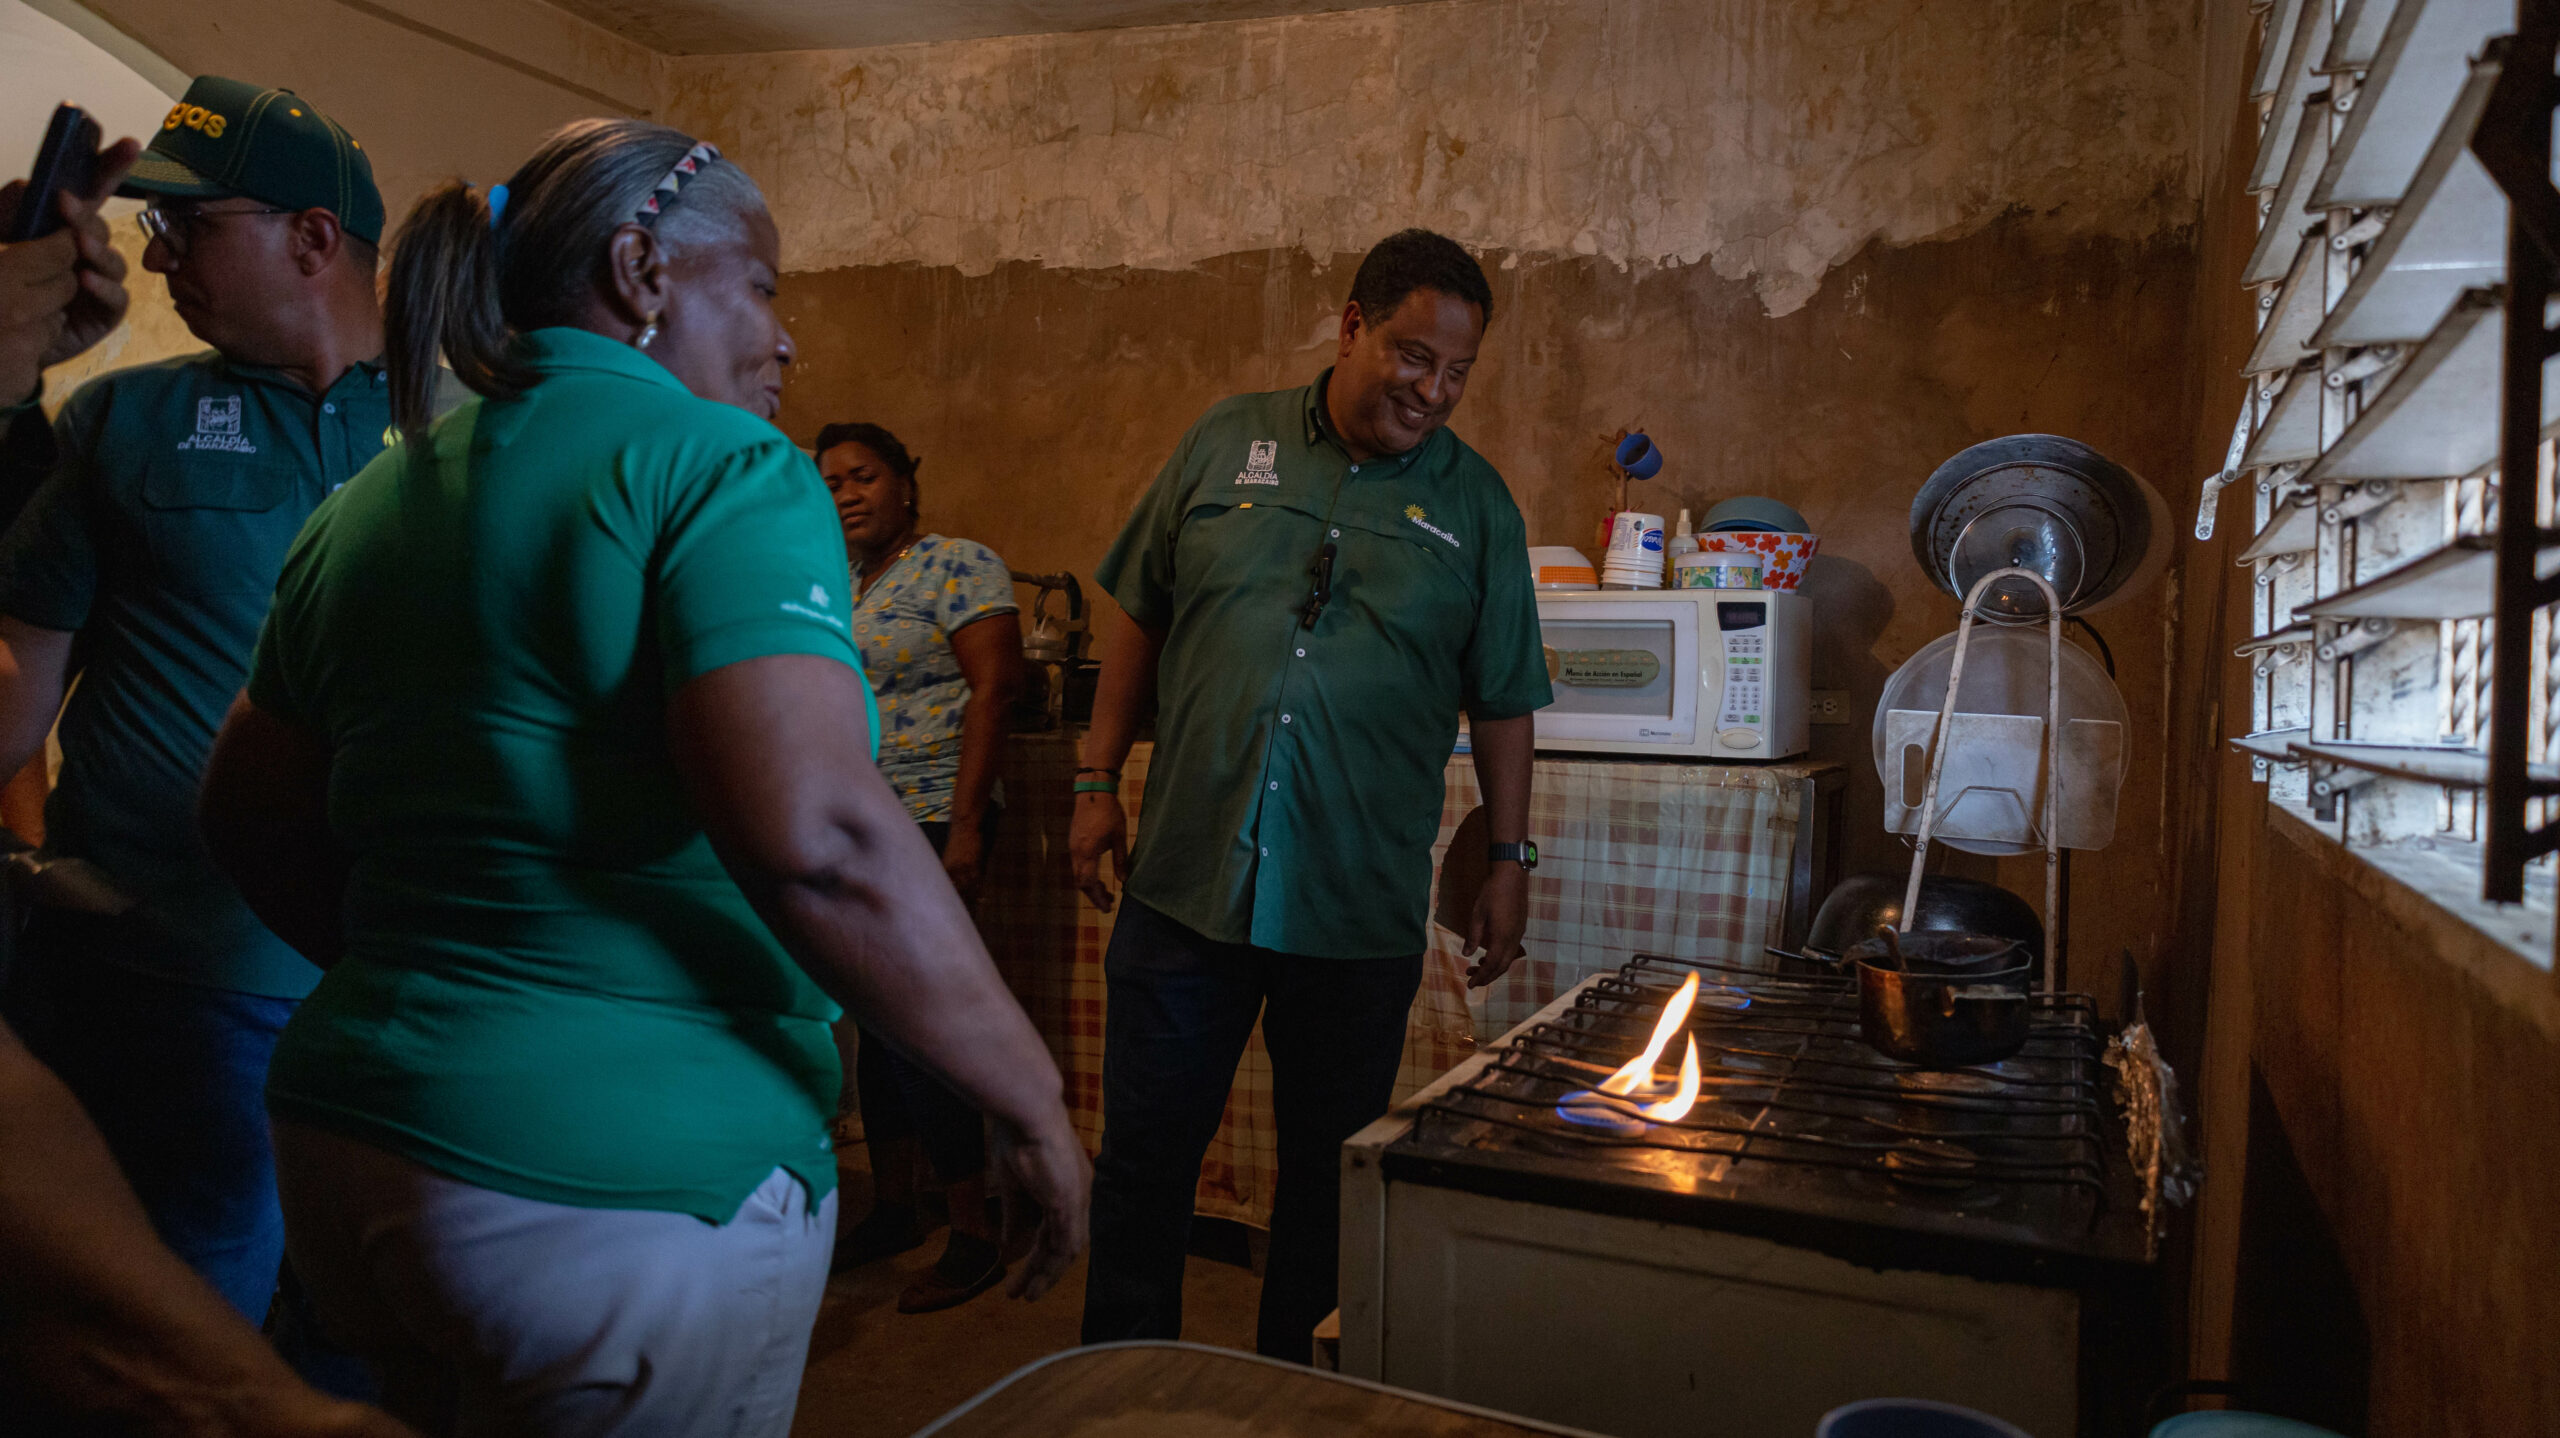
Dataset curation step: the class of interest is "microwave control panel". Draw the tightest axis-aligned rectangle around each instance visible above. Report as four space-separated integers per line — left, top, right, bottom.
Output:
1714 601 1769 744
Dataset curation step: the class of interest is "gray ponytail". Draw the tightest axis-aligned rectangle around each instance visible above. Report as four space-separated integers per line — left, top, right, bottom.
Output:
384 118 768 443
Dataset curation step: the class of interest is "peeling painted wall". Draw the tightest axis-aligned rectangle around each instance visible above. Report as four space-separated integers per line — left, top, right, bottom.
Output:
668 0 2205 987
667 0 2198 317
74 0 663 224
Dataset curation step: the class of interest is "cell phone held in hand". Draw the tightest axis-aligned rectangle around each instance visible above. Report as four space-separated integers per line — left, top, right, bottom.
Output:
6 105 104 244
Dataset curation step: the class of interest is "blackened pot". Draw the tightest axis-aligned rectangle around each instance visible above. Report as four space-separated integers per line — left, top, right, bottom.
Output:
1847 932 2033 1068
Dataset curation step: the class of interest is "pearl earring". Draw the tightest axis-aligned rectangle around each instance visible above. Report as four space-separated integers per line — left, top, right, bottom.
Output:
636 315 661 349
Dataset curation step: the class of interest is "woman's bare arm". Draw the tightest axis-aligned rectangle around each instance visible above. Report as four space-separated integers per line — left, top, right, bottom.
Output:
938 611 1023 896
667 653 1087 1297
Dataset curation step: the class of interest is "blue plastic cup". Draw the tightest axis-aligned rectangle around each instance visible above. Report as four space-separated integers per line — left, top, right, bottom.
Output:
1614 431 1663 479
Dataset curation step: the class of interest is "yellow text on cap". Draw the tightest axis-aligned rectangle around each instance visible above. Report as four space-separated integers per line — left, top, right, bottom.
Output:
162 104 226 138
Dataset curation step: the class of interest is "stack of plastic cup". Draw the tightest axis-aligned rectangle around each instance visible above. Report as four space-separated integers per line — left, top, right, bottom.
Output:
1600 511 1666 589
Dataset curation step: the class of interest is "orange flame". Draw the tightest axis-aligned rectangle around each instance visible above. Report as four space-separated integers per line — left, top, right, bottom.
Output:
1598 972 1698 1097
1637 1035 1701 1122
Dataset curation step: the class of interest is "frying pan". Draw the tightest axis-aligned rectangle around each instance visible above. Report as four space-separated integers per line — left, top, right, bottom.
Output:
1804 872 2044 966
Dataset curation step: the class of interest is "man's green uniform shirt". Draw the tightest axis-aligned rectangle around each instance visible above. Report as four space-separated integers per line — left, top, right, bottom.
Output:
250 329 875 1219
0 352 403 998
1097 371 1551 960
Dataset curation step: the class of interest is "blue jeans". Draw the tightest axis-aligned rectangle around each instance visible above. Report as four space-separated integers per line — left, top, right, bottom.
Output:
1078 898 1422 1362
2 910 297 1321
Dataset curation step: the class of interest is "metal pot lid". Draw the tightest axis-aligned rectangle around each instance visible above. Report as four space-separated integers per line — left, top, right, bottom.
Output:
1909 434 2162 620
1949 499 2089 620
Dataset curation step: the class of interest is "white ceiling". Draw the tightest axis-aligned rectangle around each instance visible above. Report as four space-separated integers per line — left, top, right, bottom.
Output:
545 0 1415 55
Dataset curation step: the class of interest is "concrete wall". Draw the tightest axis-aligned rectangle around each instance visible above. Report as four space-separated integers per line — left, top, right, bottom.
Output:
2172 4 2560 1434
663 0 2207 992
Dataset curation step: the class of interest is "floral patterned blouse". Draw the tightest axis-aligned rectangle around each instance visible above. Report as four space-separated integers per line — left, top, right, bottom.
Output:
851 534 1018 822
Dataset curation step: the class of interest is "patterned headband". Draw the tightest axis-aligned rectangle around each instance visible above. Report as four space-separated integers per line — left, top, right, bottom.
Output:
635 141 722 226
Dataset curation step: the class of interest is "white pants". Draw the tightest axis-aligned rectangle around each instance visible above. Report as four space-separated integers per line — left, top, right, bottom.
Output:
272 1120 836 1438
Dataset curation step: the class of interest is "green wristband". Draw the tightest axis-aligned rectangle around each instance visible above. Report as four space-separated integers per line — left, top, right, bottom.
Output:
1073 780 1119 795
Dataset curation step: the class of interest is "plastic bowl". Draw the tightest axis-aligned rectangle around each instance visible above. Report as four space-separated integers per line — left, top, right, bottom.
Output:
1701 495 1810 534
1817 1398 2035 1438
1672 552 1760 589
1702 532 1819 588
1527 544 1598 590
2149 1416 2349 1438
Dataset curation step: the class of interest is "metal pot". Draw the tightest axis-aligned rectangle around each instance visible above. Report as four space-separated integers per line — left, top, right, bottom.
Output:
1848 929 2033 1068
1805 872 2045 966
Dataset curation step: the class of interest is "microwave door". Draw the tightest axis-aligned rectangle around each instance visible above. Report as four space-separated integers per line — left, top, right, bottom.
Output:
1533 602 1699 744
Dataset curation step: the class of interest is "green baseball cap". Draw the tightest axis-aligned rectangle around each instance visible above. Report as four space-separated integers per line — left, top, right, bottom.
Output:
121 76 384 244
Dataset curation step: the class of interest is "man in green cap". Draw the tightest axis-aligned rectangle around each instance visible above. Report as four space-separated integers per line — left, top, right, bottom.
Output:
0 76 406 1322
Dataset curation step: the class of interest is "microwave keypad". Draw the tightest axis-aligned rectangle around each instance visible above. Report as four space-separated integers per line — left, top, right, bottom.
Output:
1719 629 1765 728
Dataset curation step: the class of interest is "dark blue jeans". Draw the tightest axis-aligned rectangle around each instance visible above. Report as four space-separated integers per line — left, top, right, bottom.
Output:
1079 898 1422 1363
2 910 296 1321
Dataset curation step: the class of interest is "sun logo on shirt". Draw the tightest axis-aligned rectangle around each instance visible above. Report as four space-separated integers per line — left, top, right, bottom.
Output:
1405 504 1461 549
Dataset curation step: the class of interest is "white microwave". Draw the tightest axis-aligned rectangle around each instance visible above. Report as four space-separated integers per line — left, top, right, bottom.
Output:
1532 589 1811 759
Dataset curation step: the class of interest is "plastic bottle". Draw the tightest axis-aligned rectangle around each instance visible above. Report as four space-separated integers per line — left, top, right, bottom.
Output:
1667 508 1699 560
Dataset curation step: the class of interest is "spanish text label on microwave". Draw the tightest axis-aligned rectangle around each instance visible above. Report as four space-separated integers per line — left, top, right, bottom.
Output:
1544 647 1661 689
1535 620 1676 717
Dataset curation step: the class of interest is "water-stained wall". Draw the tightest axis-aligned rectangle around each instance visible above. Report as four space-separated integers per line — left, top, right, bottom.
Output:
666 0 2205 988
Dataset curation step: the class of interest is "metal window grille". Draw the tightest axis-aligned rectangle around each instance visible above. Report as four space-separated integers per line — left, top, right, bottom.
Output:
2201 0 2555 955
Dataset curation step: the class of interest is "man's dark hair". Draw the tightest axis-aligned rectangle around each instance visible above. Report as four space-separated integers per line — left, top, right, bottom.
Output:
1347 228 1493 328
813 421 922 488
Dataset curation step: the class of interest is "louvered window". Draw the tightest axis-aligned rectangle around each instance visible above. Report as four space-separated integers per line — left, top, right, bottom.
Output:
2204 0 2556 963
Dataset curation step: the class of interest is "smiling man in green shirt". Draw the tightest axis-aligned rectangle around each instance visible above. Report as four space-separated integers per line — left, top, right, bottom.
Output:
1071 228 1549 1362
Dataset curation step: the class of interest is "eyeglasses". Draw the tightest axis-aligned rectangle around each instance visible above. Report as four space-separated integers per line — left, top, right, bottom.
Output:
138 203 295 257
1301 541 1337 631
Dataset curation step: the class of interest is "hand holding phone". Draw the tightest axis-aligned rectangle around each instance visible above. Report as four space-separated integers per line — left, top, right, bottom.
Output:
1 107 142 402
4 106 102 244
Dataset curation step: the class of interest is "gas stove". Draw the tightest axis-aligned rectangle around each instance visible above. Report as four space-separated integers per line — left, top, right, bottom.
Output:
1392 953 2148 1280
1340 955 2162 1438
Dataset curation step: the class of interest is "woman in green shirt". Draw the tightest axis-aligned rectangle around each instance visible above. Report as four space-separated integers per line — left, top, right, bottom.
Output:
196 120 1087 1437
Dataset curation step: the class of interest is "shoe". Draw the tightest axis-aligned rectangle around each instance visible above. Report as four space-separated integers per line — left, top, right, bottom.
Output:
832 1204 926 1273
896 1234 1005 1313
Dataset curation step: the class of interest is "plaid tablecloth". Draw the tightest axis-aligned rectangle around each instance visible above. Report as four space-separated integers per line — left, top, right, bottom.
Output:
975 733 1818 1228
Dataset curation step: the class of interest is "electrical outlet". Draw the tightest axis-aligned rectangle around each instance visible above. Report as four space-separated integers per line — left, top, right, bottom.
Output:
1810 689 1851 725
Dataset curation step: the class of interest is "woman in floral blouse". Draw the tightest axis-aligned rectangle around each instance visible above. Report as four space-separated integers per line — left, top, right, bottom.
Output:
817 421 1027 1312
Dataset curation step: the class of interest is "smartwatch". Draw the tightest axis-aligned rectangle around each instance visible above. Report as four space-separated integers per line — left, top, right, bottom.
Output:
1488 841 1539 871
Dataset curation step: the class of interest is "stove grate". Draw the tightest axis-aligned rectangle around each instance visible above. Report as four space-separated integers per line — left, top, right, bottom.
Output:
1409 953 2120 1212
